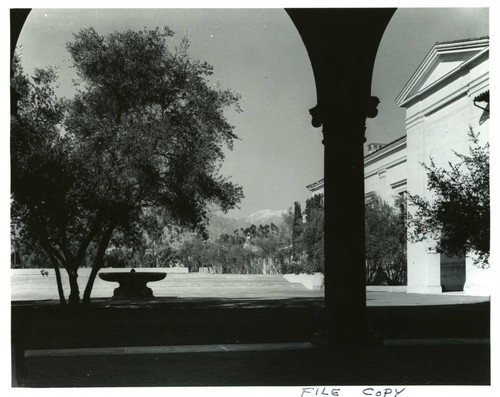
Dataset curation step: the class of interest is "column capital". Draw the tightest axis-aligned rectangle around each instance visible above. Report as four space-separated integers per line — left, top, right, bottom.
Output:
309 95 380 146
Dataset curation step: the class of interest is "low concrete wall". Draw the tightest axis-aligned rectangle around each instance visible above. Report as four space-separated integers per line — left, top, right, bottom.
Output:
366 285 407 293
282 274 407 293
11 267 189 276
100 267 189 274
283 273 324 291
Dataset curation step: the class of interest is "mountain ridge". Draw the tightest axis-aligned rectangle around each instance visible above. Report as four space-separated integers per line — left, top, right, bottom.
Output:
207 208 289 237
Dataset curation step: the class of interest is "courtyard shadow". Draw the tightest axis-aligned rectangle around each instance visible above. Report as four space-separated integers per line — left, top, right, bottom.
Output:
12 296 489 350
12 296 491 387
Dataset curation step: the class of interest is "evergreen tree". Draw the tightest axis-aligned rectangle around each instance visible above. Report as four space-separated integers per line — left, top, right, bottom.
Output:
291 201 304 263
302 194 324 273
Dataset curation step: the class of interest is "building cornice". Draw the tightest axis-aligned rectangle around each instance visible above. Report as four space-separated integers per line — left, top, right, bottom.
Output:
395 38 489 108
306 178 324 191
364 156 407 179
403 71 489 128
364 135 407 164
390 179 407 190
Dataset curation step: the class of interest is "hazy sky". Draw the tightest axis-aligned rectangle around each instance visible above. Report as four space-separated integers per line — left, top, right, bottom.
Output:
15 7 489 218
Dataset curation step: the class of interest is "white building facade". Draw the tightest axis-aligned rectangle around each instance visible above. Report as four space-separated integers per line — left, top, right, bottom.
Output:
308 37 490 295
364 137 407 205
395 37 489 295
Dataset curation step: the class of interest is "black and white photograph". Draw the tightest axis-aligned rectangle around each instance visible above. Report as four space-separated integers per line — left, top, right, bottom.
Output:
6 1 498 395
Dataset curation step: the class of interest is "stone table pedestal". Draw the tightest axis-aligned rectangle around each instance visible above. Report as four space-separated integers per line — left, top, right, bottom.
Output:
98 269 166 299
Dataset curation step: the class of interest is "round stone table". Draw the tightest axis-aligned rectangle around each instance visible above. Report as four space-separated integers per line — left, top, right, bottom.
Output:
98 269 166 299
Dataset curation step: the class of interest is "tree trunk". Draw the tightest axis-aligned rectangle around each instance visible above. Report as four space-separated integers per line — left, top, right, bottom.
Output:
53 264 66 305
67 267 80 306
83 223 117 305
39 239 67 305
50 256 66 305
82 262 101 305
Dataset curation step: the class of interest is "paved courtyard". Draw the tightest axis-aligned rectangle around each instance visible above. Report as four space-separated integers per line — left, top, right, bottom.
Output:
11 273 493 389
13 289 491 388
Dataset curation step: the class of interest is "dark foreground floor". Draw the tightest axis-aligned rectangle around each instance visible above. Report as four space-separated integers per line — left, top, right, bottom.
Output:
12 295 491 387
22 344 489 387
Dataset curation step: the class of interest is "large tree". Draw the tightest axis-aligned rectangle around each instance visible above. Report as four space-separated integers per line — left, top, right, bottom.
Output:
11 27 244 305
11 54 70 304
408 128 489 267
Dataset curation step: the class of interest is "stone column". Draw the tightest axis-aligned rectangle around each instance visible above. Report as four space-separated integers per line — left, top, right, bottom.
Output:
284 7 395 347
311 95 381 346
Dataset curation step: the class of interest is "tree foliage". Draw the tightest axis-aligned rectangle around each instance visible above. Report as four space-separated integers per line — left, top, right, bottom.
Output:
176 222 286 274
365 194 407 285
11 53 72 303
11 27 243 305
291 202 304 262
301 194 324 273
408 128 489 267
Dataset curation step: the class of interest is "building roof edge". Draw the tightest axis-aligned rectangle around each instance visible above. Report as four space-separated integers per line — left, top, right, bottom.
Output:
364 135 407 159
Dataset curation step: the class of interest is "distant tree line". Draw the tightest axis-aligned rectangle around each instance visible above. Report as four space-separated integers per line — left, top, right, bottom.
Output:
177 222 288 274
365 193 407 285
152 193 324 275
13 194 326 276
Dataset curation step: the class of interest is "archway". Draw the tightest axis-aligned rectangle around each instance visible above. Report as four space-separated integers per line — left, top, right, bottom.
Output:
11 8 397 345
